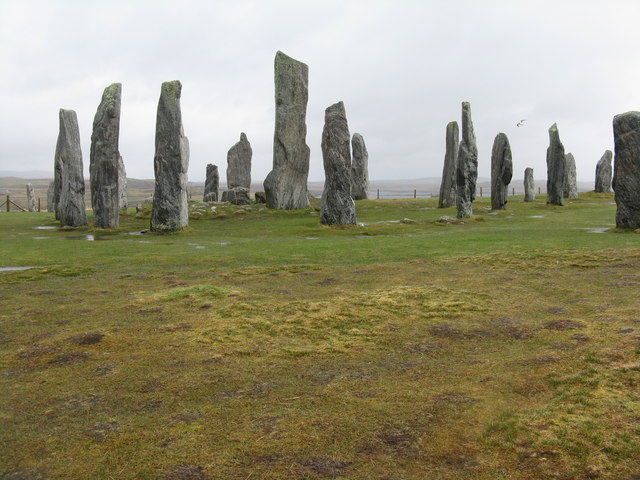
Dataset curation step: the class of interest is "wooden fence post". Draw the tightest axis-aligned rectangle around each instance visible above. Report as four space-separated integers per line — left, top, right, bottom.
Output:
376 189 379 200
38 198 41 212
413 189 416 199
6 195 9 212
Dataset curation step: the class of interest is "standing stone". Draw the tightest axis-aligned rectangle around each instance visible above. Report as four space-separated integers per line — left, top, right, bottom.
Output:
227 133 252 190
456 102 478 218
53 134 63 220
26 184 36 212
254 191 266 204
490 133 513 210
546 123 565 206
118 155 127 211
524 168 535 202
563 152 578 199
90 83 122 228
438 121 459 208
595 150 613 193
151 80 189 232
47 181 55 212
203 164 219 202
263 51 310 210
55 109 87 227
320 101 356 226
350 133 369 200
612 111 640 229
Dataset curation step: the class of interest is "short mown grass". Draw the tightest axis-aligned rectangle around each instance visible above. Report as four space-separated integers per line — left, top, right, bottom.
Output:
1 193 639 479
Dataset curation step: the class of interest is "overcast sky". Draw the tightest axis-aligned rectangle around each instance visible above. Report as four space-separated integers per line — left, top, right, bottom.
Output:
1 0 639 183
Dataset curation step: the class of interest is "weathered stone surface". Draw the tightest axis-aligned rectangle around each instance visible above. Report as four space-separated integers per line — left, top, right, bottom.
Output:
254 191 266 204
151 81 189 232
118 155 127 210
55 109 87 227
263 51 310 210
26 183 36 212
320 101 356 226
613 111 640 229
438 121 459 208
490 133 513 210
350 133 369 200
227 133 252 190
90 83 122 228
524 168 535 202
47 181 55 212
203 164 219 202
563 152 578 199
221 187 250 205
546 123 566 206
456 102 478 218
595 150 613 193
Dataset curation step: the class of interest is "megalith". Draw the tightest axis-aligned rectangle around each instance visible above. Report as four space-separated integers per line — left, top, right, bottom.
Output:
203 164 219 202
47 181 55 213
456 102 478 218
55 109 87 227
546 123 565 206
90 83 122 228
595 150 613 193
438 121 459 208
563 152 578 199
26 183 36 212
227 132 252 190
524 168 535 202
263 51 310 210
151 80 189 232
612 111 640 229
350 133 369 200
118 155 127 211
320 101 356 226
490 133 513 210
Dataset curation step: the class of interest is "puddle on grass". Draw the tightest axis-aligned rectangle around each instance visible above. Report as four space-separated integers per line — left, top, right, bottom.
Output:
305 237 320 240
214 242 231 246
33 226 57 230
0 266 43 272
528 215 545 218
32 237 49 240
122 231 144 236
583 227 609 234
66 234 118 241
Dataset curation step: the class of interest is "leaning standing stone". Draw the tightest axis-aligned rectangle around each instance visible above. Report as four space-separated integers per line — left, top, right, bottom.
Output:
320 101 356 226
438 121 459 208
456 102 478 218
546 123 565 206
227 133 252 190
350 133 369 200
563 152 578 199
613 111 640 229
203 164 219 202
490 133 513 210
263 51 310 209
26 183 36 212
595 150 613 193
55 109 87 227
118 155 127 211
90 83 122 228
151 80 189 232
524 168 535 202
47 181 55 212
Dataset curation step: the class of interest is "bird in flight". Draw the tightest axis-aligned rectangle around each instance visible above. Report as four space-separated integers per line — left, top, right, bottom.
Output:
516 119 527 127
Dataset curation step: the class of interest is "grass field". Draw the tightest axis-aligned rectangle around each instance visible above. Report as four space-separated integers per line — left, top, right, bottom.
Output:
1 193 639 479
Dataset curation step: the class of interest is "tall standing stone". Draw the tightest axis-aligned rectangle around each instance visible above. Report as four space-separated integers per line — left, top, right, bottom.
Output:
263 51 310 210
595 150 613 193
490 133 513 210
456 102 478 218
612 111 640 229
151 80 189 232
350 133 369 200
118 155 127 211
26 184 36 212
524 168 535 202
90 83 122 228
563 152 578 199
203 164 219 202
227 132 252 190
320 101 356 226
47 181 55 212
438 121 459 208
546 123 565 206
55 109 87 227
